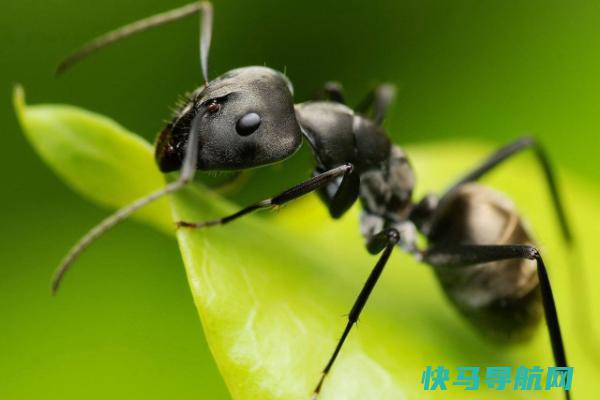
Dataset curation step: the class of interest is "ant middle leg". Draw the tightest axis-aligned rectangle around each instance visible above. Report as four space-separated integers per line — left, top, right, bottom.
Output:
312 228 400 399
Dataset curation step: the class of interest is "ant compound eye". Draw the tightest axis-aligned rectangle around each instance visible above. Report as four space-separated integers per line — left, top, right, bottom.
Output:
236 112 261 136
207 100 220 113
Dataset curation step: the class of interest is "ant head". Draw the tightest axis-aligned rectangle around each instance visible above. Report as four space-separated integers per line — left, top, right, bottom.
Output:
155 66 302 172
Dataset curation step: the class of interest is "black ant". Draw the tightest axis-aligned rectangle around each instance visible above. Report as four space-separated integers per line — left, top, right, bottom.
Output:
53 2 572 399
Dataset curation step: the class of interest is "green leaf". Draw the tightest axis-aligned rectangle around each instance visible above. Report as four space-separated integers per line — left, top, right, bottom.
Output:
16 87 599 399
13 85 172 234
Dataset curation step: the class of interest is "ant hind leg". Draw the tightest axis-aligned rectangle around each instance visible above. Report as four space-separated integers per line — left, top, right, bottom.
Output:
423 244 570 400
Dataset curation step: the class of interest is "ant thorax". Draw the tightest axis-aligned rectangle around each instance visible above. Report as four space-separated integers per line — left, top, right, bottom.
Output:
358 145 418 253
358 145 415 218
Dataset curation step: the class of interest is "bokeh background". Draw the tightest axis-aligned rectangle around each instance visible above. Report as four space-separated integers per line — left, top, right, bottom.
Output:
2 0 599 399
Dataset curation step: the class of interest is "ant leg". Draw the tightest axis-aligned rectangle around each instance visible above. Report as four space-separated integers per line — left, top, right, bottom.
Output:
57 1 213 83
312 228 400 399
314 167 360 219
51 115 204 294
440 136 572 242
355 83 396 125
423 244 570 400
176 163 354 228
314 81 346 104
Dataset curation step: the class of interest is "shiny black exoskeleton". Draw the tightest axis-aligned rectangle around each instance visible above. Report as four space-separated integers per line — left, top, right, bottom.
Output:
54 2 573 399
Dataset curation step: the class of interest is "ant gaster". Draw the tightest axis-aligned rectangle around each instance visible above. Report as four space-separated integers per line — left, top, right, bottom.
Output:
53 2 572 399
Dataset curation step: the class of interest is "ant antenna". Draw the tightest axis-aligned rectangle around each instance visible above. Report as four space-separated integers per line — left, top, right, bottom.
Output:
51 114 202 294
56 1 213 84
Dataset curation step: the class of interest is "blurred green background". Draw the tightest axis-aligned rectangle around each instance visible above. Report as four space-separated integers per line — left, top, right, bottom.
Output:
2 0 599 399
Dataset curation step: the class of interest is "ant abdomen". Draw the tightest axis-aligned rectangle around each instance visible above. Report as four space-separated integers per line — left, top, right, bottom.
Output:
427 184 543 342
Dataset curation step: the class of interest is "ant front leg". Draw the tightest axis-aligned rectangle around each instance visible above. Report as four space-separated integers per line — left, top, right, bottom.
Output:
355 83 396 125
312 228 400 399
314 81 346 104
176 163 353 228
314 165 360 219
423 244 571 400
